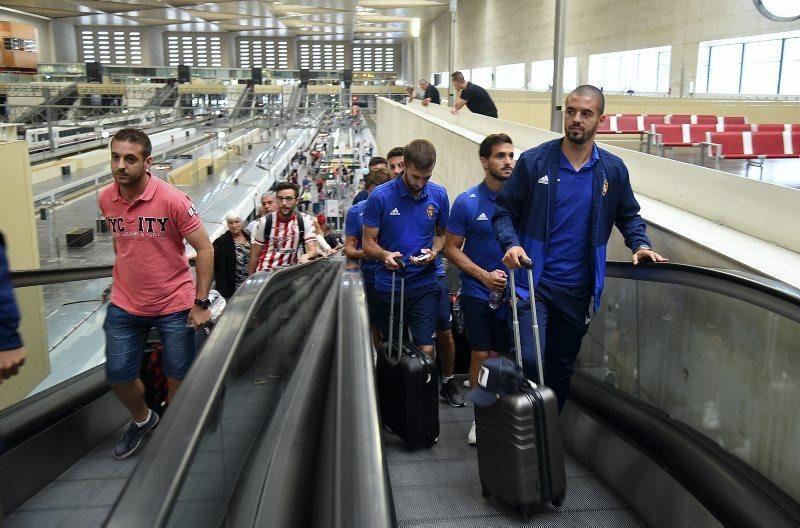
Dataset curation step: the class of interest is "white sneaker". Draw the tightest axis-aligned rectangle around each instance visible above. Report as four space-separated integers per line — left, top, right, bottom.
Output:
467 421 476 446
462 379 471 388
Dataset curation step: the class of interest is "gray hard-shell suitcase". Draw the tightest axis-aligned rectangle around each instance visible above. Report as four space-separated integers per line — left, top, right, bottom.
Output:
474 260 566 518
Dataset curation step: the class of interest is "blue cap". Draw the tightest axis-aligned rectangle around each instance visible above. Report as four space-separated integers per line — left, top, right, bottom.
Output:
467 357 526 407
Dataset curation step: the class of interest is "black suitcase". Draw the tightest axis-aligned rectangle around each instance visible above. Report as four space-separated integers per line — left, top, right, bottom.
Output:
376 262 439 449
474 260 566 517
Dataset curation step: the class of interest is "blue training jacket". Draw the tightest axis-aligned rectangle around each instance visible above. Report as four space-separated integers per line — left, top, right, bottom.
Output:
493 138 650 311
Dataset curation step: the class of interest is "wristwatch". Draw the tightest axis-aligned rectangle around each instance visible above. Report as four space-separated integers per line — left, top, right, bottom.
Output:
194 298 211 310
636 245 652 252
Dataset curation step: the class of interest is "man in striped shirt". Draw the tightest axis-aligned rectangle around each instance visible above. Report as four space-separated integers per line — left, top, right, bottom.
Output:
248 181 323 273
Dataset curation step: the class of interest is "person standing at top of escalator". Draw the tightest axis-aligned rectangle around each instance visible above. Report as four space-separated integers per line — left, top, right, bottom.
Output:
0 232 25 383
493 85 667 412
419 79 441 106
99 128 214 460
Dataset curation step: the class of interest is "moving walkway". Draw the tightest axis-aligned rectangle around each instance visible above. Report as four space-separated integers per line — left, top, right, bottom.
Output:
2 259 799 526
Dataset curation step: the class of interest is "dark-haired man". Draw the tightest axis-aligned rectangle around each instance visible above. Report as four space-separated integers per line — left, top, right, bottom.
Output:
450 71 497 118
445 133 515 444
494 85 667 411
249 181 323 272
386 146 404 179
363 140 463 404
99 128 214 459
352 156 390 205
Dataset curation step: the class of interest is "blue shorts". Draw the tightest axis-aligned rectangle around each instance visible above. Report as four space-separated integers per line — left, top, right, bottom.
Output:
373 284 439 347
103 303 197 384
461 295 510 355
437 276 452 332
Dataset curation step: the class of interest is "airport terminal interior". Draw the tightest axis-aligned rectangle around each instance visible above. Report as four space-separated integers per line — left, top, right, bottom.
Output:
1 0 799 526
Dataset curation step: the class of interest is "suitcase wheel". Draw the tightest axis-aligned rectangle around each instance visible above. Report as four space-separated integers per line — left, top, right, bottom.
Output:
552 494 565 508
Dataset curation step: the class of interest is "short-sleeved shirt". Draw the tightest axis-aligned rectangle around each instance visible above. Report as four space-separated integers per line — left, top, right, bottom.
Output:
252 211 316 271
447 182 506 301
345 201 378 286
362 175 449 292
424 84 441 105
99 174 202 316
460 82 497 118
541 145 599 286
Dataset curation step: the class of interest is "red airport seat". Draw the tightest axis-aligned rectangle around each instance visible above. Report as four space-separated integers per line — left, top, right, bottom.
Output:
615 114 643 133
695 114 717 125
643 114 667 128
751 131 794 158
754 124 792 132
718 123 753 132
688 124 717 144
718 116 747 125
668 114 692 125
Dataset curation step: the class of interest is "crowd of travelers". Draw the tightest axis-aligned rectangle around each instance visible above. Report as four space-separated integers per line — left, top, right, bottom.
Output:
0 84 665 460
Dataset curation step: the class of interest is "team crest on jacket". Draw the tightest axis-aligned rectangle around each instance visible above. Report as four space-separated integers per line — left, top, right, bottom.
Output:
426 204 435 219
602 179 609 196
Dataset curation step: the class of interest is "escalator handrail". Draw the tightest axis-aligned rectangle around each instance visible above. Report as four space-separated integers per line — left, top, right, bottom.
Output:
571 371 800 527
10 265 114 288
605 261 800 322
105 258 330 528
315 265 395 527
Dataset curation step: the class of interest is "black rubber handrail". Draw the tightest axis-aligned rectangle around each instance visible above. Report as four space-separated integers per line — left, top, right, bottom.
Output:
314 264 395 528
10 265 114 288
105 257 337 528
576 261 800 526
604 261 800 322
570 372 800 527
0 365 108 453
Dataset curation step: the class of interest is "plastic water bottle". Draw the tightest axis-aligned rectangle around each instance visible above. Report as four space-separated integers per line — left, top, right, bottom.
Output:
488 289 503 310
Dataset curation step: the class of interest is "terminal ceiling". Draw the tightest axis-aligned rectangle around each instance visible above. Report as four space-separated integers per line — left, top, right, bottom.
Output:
2 0 449 44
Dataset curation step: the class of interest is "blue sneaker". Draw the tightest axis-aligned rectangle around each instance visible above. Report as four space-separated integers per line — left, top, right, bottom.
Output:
113 411 160 460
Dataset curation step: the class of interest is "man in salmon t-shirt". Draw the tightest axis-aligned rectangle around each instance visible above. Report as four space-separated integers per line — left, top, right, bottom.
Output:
98 128 214 460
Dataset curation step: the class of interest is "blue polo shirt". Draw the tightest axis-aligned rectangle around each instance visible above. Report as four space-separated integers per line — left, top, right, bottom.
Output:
448 182 506 301
344 201 378 286
362 175 449 292
541 145 599 286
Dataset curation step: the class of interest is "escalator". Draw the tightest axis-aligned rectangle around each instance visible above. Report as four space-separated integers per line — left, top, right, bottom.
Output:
231 84 255 120
2 260 800 526
17 83 80 124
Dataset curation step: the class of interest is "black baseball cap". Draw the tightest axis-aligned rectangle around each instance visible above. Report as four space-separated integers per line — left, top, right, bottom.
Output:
467 357 526 407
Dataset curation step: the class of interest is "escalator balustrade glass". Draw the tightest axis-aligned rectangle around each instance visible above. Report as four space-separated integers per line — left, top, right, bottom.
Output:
579 266 800 503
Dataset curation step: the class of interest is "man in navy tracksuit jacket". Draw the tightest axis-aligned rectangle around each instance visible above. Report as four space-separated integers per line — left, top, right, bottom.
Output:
493 85 667 411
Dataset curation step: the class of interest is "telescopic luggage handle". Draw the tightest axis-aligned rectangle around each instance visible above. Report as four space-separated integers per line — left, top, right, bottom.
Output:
388 256 406 362
509 256 545 387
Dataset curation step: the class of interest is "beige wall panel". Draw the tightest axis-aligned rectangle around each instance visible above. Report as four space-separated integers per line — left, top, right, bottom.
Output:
0 140 49 408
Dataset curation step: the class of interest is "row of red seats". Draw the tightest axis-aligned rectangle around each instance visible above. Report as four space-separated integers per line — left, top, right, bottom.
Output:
651 123 799 149
701 130 800 178
597 114 747 134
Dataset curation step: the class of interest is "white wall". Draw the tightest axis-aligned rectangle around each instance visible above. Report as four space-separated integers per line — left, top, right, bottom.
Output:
419 0 800 96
